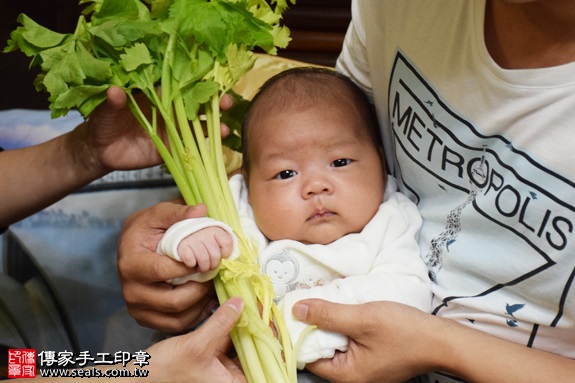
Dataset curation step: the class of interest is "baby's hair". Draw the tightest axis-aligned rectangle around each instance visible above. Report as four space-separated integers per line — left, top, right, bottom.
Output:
241 66 384 176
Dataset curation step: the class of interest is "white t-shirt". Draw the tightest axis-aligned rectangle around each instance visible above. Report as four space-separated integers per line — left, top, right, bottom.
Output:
338 1 575 381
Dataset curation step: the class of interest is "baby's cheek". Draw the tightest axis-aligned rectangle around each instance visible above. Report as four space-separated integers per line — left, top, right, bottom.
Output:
253 212 282 240
250 186 301 240
254 207 294 241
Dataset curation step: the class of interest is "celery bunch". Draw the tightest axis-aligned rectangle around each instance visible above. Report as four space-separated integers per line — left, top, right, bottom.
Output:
5 0 296 381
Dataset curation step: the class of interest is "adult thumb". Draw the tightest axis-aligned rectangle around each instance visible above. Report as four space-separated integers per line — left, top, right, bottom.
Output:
292 299 356 336
105 86 128 111
140 201 207 229
165 201 208 223
196 296 244 346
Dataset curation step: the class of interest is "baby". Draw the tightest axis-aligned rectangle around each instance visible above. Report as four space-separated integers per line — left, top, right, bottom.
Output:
158 67 431 369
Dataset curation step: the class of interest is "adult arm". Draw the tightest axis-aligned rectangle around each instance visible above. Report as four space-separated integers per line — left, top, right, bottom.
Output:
117 200 218 333
293 299 575 383
0 88 233 228
0 87 163 228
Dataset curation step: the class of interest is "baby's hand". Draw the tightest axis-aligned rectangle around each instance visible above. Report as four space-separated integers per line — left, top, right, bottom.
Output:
177 227 234 272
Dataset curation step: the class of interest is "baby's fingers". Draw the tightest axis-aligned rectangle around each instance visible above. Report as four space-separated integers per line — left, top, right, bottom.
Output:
194 245 213 272
176 227 234 272
176 242 199 269
199 237 226 272
214 228 235 259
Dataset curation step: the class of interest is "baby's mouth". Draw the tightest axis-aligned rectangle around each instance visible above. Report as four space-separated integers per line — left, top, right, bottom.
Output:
307 209 336 222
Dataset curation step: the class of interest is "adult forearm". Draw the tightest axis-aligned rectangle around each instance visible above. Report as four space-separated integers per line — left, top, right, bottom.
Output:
438 318 575 382
0 129 107 228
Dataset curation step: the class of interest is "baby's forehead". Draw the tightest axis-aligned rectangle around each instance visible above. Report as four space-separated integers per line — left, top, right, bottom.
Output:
262 75 354 105
250 78 365 122
250 115 373 162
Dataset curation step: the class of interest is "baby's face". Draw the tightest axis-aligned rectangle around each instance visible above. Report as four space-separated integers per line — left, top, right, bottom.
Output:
246 103 385 245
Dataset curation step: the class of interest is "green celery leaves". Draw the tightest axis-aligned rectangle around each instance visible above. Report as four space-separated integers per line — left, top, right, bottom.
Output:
4 0 291 120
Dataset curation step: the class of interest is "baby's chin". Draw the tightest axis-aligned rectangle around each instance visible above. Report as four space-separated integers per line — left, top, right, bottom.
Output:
294 229 356 246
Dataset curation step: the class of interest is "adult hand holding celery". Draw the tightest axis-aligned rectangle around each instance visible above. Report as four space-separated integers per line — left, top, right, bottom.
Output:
4 0 296 381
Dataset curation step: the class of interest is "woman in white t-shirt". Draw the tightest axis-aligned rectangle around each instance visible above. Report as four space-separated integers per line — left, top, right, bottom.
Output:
293 1 575 382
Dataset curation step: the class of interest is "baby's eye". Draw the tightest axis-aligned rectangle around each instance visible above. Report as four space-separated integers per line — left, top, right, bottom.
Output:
274 170 297 180
331 158 352 167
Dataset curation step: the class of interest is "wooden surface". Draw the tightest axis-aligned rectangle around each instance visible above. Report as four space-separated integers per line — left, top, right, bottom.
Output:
279 0 351 66
0 0 83 110
0 0 351 110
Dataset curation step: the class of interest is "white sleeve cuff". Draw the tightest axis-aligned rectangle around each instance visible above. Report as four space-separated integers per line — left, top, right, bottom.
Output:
279 290 349 369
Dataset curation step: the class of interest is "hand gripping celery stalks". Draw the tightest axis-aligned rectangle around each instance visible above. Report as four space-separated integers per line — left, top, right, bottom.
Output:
4 0 297 381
